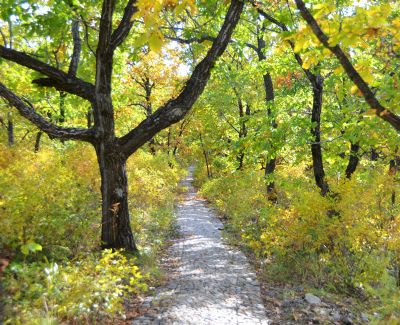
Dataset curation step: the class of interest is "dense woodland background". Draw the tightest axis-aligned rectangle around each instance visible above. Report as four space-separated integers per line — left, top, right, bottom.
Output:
0 0 399 323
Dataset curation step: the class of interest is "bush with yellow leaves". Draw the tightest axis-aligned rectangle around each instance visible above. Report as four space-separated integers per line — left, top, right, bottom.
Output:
4 249 147 324
0 142 184 323
199 164 400 320
0 143 100 256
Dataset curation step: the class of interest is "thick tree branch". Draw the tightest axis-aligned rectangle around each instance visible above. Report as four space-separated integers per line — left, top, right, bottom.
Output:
97 0 116 59
295 0 400 131
110 0 138 51
0 82 94 142
119 0 244 157
0 46 95 102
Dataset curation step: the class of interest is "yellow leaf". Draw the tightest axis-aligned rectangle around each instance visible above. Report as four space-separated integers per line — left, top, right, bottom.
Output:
294 39 305 53
333 66 343 75
350 85 358 94
302 59 312 70
148 33 164 52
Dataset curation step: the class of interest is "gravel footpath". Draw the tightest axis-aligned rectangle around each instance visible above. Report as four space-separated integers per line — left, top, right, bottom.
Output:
132 168 270 324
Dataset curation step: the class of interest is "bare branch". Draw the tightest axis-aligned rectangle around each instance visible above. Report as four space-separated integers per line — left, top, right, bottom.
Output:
222 115 241 134
0 82 94 142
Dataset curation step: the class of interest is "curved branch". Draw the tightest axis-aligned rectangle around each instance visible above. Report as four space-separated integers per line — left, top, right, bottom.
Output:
0 46 95 102
0 82 94 142
119 0 244 157
110 0 138 51
295 0 400 132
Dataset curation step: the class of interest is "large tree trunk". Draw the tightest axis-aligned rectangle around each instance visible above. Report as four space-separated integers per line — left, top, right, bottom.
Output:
311 75 329 196
96 145 137 253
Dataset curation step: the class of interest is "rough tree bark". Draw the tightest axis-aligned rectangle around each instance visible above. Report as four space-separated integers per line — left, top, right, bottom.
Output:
0 0 244 252
310 75 330 196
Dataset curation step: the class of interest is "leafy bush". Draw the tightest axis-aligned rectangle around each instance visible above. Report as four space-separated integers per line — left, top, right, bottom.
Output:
0 143 184 323
127 151 185 255
199 165 400 320
4 249 147 324
0 143 100 257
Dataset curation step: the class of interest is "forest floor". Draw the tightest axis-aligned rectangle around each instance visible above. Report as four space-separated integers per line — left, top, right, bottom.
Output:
126 168 366 325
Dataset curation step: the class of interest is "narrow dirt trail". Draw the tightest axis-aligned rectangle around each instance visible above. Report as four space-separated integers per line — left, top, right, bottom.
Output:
132 168 270 324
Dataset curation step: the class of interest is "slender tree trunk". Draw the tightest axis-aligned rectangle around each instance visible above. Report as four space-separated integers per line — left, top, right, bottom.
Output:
389 156 400 208
199 133 211 178
144 79 156 154
167 129 171 155
260 59 277 196
7 112 14 146
87 108 93 128
389 156 400 286
236 97 246 171
95 145 137 253
59 91 66 124
345 142 360 179
265 158 276 192
311 75 329 196
172 119 190 157
370 147 379 161
34 131 42 152
172 143 179 156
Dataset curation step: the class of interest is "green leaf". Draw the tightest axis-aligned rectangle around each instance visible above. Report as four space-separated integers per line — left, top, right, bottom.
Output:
21 242 43 255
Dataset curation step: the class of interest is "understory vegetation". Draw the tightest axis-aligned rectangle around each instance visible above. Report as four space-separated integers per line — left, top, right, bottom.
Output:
0 143 184 324
196 163 400 322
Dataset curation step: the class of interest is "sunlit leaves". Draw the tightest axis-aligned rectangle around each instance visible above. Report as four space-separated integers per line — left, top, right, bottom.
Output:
134 0 196 51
